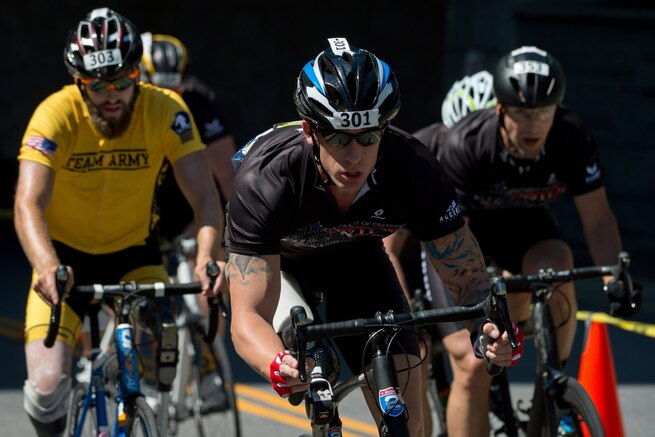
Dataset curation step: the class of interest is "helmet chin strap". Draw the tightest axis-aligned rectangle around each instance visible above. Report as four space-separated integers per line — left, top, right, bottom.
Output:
499 109 527 158
310 130 335 186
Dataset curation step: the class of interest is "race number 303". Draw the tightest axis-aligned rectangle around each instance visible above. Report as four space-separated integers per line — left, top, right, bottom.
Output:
83 49 123 71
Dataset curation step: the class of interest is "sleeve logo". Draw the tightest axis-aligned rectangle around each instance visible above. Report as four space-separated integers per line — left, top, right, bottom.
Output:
171 111 194 143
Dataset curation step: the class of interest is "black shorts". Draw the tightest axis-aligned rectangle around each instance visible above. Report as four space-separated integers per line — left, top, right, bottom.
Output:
281 241 419 375
52 238 164 319
468 207 563 274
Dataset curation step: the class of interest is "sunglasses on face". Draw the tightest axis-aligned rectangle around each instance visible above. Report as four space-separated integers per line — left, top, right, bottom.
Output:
80 68 140 94
504 105 557 122
314 126 386 148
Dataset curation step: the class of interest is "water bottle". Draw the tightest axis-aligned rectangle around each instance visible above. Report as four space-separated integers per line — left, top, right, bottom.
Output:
115 323 141 395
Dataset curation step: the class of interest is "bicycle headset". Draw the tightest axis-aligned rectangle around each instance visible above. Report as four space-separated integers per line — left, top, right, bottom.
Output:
64 7 143 80
441 70 497 128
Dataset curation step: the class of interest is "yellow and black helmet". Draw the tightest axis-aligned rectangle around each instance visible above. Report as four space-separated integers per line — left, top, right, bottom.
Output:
140 33 189 89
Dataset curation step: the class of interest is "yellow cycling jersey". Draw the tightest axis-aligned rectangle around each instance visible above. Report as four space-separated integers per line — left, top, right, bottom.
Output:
18 83 205 254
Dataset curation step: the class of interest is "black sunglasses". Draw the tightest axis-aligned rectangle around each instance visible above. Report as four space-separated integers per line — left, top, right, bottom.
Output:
314 126 386 148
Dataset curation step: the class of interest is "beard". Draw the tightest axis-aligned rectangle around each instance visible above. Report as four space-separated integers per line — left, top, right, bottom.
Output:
85 91 137 139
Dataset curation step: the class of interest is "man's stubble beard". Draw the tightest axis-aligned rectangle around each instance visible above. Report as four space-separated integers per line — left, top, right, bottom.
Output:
85 90 137 139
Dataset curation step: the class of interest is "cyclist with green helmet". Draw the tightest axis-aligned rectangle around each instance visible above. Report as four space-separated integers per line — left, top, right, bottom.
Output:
385 70 499 437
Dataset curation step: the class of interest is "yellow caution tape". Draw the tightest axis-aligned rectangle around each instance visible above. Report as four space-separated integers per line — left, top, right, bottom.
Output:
577 310 655 339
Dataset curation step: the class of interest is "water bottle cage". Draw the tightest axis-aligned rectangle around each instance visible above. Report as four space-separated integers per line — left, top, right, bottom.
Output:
157 322 179 387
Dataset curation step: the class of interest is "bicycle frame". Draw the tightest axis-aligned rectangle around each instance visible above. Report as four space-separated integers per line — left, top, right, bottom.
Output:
490 253 635 437
71 300 149 437
525 286 568 436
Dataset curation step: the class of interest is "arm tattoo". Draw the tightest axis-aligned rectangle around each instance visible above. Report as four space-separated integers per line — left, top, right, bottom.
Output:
226 253 271 285
423 226 489 306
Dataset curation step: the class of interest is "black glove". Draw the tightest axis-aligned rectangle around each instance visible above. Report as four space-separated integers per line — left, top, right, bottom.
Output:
605 279 642 318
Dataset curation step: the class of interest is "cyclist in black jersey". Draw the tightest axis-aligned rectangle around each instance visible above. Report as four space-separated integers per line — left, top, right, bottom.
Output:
140 32 236 405
434 46 639 378
385 70 498 437
140 32 237 244
14 10 225 436
225 38 522 436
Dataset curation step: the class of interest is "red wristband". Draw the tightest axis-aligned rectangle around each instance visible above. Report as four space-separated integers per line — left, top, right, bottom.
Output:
269 350 293 397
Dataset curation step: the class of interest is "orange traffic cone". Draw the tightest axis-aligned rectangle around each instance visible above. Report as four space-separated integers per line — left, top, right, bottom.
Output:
578 320 624 437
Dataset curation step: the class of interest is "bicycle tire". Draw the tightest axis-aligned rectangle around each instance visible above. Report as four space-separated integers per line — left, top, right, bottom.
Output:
125 396 161 437
66 382 99 436
536 377 605 437
190 335 241 437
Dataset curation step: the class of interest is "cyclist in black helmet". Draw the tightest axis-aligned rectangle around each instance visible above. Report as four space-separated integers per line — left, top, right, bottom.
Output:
140 31 237 407
437 46 640 378
140 32 237 244
225 38 522 436
15 8 225 436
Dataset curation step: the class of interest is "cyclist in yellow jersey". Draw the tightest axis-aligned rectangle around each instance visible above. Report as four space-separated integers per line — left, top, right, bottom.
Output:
14 8 226 436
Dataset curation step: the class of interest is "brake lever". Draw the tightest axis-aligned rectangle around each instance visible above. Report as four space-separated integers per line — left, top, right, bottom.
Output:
44 265 68 348
203 260 220 343
483 276 517 376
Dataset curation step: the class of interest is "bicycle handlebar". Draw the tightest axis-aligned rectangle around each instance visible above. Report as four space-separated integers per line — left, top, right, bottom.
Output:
503 251 632 292
283 278 516 383
43 261 222 348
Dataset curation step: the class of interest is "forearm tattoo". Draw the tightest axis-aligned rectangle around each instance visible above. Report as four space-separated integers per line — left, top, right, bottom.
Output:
226 253 271 285
423 226 489 306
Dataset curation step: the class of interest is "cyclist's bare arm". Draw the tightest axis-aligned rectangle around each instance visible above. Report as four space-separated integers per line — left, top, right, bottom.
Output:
573 187 623 283
206 135 237 201
424 223 518 366
226 253 307 386
173 150 225 295
382 228 413 304
14 160 73 305
423 222 488 308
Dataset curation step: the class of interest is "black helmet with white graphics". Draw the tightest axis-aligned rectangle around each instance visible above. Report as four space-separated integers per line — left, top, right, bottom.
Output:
493 46 566 108
294 37 401 130
64 8 143 80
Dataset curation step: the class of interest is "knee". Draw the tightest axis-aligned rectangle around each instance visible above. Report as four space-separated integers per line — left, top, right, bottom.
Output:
452 353 492 393
23 375 71 431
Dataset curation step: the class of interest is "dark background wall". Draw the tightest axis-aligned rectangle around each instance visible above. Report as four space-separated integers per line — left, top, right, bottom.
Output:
2 0 653 278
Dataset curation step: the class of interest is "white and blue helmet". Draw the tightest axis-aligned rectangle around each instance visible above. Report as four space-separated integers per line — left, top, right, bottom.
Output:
294 38 401 130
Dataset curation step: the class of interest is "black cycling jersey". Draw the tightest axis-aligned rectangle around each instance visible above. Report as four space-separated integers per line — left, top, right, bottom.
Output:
226 121 464 259
155 76 234 241
438 107 605 212
412 121 449 156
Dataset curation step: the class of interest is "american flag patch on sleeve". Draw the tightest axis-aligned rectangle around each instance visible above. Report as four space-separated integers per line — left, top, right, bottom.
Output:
26 135 57 156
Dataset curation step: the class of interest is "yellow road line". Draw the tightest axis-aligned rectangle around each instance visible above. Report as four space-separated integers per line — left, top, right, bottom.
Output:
0 315 24 328
577 311 655 339
235 383 378 436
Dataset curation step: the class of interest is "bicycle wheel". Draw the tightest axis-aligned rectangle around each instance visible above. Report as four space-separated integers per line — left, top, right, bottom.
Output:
66 382 99 436
537 377 605 437
125 396 161 436
190 335 241 437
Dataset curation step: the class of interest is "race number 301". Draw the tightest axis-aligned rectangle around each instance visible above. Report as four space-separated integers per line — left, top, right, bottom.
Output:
336 110 380 128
